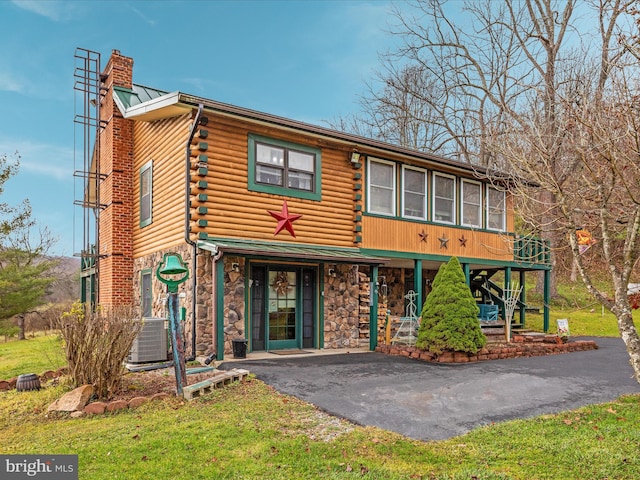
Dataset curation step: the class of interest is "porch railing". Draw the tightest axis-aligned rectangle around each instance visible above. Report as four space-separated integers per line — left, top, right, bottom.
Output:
514 235 550 265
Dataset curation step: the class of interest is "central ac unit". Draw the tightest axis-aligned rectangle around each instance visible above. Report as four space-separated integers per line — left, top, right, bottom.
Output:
128 317 169 363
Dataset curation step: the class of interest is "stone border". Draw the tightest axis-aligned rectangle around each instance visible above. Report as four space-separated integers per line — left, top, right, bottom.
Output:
1 368 174 418
0 368 67 391
376 336 599 363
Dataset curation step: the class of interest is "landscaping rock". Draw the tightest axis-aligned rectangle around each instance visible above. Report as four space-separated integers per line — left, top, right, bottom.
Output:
70 411 85 418
84 402 108 415
128 396 149 409
106 400 129 412
0 380 10 391
150 392 171 402
47 384 94 412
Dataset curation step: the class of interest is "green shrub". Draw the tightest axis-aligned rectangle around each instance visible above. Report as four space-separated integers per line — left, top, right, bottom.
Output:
416 257 486 354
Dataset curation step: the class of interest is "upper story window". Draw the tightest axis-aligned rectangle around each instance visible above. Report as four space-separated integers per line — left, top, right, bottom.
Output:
487 185 506 231
402 165 427 220
432 172 455 224
248 134 321 201
461 179 482 228
140 160 153 228
368 158 396 216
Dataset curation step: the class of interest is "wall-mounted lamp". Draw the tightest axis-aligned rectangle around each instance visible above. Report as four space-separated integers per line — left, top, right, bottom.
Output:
350 150 362 164
231 262 240 273
328 268 337 278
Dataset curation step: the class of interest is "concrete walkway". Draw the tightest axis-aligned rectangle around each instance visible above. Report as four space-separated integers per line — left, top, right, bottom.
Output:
220 338 639 441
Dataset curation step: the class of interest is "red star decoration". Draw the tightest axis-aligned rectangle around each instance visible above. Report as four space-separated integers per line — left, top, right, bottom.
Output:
418 230 429 242
267 200 302 237
459 235 468 247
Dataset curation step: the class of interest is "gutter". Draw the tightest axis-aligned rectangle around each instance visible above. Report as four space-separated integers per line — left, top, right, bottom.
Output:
184 103 204 361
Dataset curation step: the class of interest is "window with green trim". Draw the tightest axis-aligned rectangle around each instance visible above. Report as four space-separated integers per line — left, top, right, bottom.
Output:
139 161 153 227
487 185 506 231
368 157 396 216
402 165 427 220
432 172 455 224
248 134 321 201
461 179 482 227
141 269 152 317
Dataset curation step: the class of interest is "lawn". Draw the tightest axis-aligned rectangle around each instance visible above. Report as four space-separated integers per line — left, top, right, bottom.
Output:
1 295 639 479
1 376 640 479
0 333 66 379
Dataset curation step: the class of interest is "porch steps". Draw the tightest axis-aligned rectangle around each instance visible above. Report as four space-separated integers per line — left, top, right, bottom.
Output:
182 368 250 401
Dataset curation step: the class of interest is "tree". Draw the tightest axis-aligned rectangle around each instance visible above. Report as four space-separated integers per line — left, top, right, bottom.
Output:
0 228 58 339
416 257 486 354
344 0 640 383
0 152 59 338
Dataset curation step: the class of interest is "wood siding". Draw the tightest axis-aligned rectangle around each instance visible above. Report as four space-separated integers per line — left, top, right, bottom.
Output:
361 216 515 261
132 114 191 258
190 115 357 247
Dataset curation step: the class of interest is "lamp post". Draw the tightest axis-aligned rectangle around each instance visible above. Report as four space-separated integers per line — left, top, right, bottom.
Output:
156 253 189 395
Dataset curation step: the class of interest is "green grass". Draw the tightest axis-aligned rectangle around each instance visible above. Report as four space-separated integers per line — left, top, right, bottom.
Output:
1 289 638 479
0 334 66 379
1 378 639 479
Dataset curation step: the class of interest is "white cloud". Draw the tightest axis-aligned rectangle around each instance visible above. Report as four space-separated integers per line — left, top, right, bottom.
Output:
124 2 157 27
0 72 24 93
0 139 73 181
11 0 81 22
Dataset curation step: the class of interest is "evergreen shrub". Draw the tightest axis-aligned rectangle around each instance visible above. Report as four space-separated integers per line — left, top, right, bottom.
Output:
416 256 486 354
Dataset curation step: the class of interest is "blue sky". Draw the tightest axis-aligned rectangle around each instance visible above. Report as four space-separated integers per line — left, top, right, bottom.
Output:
0 0 398 256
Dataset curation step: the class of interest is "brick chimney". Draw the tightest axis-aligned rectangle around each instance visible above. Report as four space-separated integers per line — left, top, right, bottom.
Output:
97 50 135 307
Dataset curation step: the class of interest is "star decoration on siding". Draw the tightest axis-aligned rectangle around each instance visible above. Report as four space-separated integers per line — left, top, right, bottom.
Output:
418 230 429 242
267 200 302 237
459 235 468 247
438 234 449 249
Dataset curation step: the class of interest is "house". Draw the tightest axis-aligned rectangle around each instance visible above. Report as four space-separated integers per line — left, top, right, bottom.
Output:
76 49 551 361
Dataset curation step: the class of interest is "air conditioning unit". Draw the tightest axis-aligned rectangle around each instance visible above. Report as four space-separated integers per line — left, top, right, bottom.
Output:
128 317 169 363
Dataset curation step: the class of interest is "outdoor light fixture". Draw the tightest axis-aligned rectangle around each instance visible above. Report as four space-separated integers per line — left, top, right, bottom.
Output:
232 262 240 273
350 150 361 164
156 252 190 395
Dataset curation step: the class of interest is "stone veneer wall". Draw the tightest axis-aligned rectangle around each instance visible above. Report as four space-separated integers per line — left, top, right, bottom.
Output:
221 256 246 356
324 264 362 348
133 244 213 356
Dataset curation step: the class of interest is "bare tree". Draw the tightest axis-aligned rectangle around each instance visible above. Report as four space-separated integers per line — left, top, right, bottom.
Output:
338 0 640 380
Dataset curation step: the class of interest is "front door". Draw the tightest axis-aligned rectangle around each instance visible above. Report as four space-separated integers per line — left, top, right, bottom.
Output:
250 265 316 351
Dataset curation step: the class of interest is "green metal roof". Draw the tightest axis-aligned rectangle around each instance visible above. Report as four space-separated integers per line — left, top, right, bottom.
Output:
198 238 387 264
113 84 169 109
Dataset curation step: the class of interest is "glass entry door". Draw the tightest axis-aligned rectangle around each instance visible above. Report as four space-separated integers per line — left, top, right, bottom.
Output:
267 270 297 350
250 265 316 352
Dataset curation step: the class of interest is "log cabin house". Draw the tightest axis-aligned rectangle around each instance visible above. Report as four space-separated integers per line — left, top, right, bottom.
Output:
77 49 551 361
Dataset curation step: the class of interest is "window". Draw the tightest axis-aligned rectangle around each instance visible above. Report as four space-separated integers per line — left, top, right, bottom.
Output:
487 185 506 231
461 180 482 227
368 158 396 215
432 173 455 223
139 161 153 227
248 134 321 201
402 166 427 219
141 270 152 317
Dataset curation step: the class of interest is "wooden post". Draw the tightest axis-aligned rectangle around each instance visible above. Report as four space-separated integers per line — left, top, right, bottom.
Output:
168 292 187 395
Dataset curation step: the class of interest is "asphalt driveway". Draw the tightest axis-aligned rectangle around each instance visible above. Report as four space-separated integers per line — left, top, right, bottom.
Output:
221 337 639 441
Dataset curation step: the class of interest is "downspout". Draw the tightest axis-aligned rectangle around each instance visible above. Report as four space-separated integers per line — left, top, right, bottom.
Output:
184 103 204 361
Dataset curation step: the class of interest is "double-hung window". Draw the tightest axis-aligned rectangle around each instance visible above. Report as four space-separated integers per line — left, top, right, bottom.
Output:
139 160 153 227
368 158 396 216
487 186 506 231
248 134 321 201
402 166 427 220
432 173 455 224
461 179 482 228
